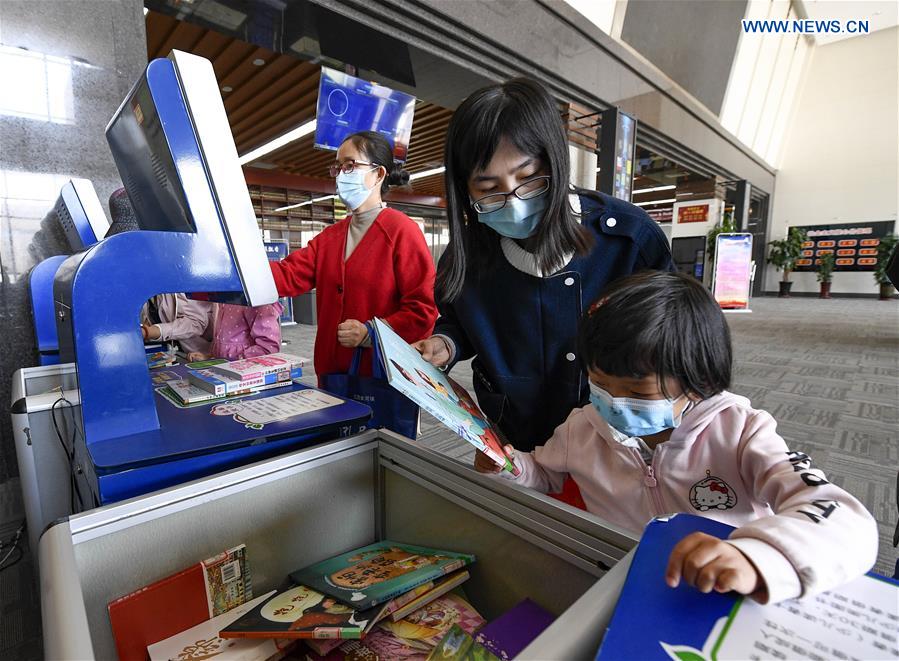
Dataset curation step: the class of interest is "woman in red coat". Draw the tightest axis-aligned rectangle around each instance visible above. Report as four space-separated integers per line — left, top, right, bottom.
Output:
269 131 438 380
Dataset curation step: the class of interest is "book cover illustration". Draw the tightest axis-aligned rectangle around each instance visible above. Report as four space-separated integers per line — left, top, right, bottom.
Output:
473 598 554 660
371 318 516 474
203 545 253 617
219 584 383 640
147 590 295 660
211 353 307 381
596 513 899 661
289 541 476 611
388 571 470 622
427 625 500 661
148 349 177 369
379 593 486 650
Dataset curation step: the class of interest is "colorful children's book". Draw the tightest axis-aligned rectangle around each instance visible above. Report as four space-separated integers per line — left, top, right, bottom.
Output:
108 545 253 661
189 366 303 396
473 598 554 660
147 349 177 369
210 353 307 382
388 571 470 622
427 625 500 661
596 513 899 661
219 584 383 640
289 541 476 611
379 593 486 650
165 375 298 406
371 318 517 474
148 590 295 660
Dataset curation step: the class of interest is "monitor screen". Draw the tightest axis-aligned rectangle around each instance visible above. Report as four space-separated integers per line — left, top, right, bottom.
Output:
314 67 416 162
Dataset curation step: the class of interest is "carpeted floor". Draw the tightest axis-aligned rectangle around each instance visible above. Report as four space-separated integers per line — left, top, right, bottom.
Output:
2 296 896 658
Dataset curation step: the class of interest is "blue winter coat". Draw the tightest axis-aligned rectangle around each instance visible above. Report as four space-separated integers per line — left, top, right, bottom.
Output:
435 189 675 451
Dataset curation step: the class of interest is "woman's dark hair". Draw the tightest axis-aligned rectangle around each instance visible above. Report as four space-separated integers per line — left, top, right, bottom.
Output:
437 78 593 301
344 130 410 194
577 271 732 399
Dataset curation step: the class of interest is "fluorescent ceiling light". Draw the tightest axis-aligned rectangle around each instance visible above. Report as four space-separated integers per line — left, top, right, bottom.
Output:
634 198 676 207
409 166 445 181
274 194 335 212
238 119 317 165
633 184 675 195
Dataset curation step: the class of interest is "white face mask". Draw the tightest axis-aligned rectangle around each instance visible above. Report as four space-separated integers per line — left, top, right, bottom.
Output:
336 168 377 210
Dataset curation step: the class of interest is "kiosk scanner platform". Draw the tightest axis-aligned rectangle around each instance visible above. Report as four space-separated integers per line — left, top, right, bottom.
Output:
48 49 370 509
29 179 110 365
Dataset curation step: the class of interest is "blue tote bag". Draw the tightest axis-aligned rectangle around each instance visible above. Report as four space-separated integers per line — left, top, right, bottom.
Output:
321 324 420 439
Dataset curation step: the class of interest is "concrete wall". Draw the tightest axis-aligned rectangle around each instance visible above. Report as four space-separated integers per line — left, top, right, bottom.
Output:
620 0 747 116
769 27 899 295
0 1 148 485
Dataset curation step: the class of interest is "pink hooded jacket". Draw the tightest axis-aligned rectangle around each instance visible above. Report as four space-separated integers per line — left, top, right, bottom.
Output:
502 391 878 604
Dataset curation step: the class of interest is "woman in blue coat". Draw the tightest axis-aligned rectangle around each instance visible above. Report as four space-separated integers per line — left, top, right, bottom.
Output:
415 78 674 453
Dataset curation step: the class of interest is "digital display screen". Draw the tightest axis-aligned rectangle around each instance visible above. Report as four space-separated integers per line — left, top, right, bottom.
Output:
792 221 895 272
613 111 636 201
314 67 416 163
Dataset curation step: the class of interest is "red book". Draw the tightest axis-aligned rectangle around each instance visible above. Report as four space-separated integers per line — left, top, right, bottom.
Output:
107 545 251 661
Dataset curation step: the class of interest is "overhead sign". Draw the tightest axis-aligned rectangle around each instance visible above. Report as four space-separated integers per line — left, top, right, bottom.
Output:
712 233 753 311
677 203 711 224
793 221 894 272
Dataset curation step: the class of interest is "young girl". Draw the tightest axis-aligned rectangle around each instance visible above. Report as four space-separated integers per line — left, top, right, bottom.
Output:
187 301 283 361
475 270 877 604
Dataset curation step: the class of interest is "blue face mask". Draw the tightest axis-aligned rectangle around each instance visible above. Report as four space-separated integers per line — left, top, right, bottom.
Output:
589 382 688 438
475 193 548 239
336 168 376 211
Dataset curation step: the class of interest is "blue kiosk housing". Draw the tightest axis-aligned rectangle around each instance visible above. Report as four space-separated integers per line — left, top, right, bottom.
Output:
29 179 110 365
52 50 370 507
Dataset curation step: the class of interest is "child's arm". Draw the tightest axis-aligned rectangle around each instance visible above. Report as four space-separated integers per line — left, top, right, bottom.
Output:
269 237 319 297
238 304 283 359
474 412 575 494
696 410 876 603
154 295 209 342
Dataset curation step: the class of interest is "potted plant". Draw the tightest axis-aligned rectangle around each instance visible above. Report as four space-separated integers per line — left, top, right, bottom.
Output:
874 234 898 300
706 211 736 265
767 227 807 297
816 252 835 298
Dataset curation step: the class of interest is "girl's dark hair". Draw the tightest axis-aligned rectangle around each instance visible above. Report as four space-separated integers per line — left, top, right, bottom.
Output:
344 130 410 194
437 78 593 301
577 271 732 399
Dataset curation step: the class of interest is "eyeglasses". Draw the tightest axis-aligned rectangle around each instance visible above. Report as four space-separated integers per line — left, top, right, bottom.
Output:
472 176 551 213
329 161 380 177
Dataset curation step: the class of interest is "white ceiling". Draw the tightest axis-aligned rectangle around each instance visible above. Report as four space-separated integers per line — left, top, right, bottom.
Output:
801 0 899 45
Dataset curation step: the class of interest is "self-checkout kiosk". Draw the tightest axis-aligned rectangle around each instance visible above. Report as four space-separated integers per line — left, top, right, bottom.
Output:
28 49 638 660
28 179 110 366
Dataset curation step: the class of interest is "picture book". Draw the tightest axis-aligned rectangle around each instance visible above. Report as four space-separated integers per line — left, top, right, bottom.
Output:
219 584 383 640
379 593 486 649
147 590 295 660
427 625 500 661
109 545 253 661
289 541 476 611
473 598 554 660
148 349 177 369
189 366 303 396
210 353 307 382
158 378 297 408
389 571 470 622
371 318 516 474
596 513 899 661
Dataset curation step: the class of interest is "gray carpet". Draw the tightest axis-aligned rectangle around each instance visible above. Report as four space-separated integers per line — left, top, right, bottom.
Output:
2 297 896 658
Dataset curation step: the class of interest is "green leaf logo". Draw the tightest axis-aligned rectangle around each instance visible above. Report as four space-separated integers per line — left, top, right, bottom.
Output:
660 641 709 661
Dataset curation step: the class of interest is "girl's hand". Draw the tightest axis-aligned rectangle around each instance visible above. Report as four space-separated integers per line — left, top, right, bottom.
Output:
413 336 451 367
142 324 161 341
474 445 515 474
665 532 762 596
337 319 368 348
187 352 210 362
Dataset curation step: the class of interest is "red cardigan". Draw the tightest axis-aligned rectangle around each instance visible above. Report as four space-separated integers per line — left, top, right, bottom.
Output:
270 207 438 378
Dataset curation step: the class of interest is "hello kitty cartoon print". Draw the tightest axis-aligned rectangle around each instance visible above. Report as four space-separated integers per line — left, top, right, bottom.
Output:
689 470 738 511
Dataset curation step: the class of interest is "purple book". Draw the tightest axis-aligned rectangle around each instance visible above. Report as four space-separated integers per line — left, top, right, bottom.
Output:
473 599 555 660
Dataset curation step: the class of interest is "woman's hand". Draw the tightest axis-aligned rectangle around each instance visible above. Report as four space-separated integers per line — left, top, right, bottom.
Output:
187 352 211 363
337 319 369 348
665 532 763 597
474 445 514 474
413 336 451 367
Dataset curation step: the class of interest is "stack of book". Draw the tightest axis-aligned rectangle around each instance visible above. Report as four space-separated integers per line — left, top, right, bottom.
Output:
162 353 307 406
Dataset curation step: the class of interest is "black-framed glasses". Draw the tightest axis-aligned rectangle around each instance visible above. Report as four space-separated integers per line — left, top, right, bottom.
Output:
328 161 380 177
472 176 551 213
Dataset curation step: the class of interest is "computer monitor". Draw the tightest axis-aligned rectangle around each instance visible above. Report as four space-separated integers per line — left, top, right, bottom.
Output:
105 49 276 306
53 179 110 250
315 66 416 162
